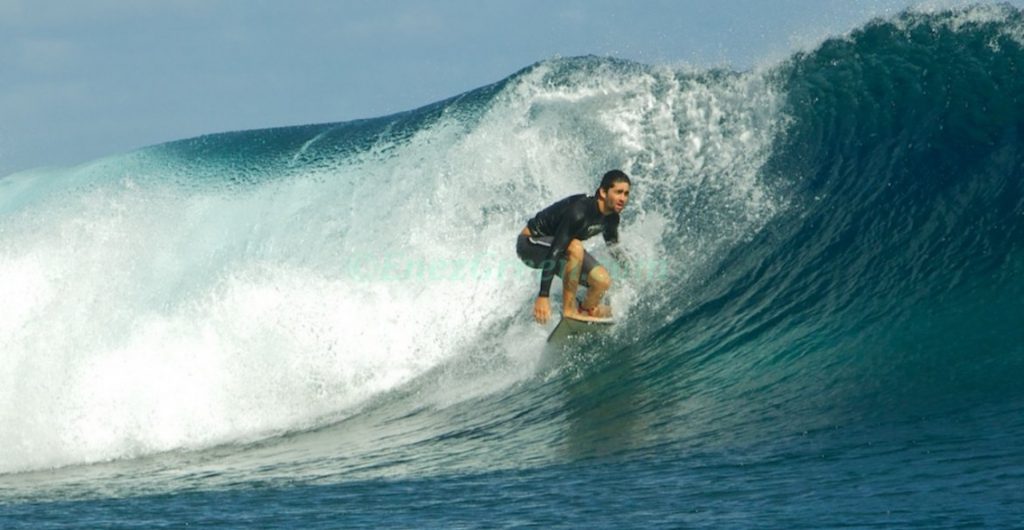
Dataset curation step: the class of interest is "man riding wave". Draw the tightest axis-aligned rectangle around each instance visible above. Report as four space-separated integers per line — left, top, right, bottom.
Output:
516 170 631 324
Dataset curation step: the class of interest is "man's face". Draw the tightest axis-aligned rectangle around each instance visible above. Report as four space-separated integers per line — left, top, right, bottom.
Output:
602 182 630 214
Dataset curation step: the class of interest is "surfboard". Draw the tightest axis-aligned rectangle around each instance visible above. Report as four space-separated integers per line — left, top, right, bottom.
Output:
546 314 615 343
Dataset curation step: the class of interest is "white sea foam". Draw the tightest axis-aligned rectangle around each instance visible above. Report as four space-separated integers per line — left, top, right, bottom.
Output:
0 56 786 473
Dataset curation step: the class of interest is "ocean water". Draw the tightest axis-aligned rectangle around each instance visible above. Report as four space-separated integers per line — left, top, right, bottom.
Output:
2 5 1023 528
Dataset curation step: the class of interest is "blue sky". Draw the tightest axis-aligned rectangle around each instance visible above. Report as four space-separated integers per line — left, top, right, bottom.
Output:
1 0 1018 176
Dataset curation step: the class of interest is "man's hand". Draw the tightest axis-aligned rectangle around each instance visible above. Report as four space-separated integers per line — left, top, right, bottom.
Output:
609 244 633 276
533 296 551 324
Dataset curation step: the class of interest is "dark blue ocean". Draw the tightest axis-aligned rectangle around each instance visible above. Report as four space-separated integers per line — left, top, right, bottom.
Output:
2 6 1023 528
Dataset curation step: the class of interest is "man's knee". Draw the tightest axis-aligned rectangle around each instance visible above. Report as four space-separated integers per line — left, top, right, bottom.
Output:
588 266 612 291
566 239 584 259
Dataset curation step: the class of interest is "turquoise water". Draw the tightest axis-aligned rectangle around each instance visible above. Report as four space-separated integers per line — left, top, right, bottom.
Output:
2 6 1023 527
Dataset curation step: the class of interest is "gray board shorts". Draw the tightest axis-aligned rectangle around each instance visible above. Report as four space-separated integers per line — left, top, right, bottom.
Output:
516 233 600 287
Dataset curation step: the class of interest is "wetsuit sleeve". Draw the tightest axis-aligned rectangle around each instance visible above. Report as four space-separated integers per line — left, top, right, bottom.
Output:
603 214 620 244
604 214 631 273
538 205 585 297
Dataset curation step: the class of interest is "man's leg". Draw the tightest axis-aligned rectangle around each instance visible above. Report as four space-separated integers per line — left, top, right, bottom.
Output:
561 239 585 316
580 266 612 315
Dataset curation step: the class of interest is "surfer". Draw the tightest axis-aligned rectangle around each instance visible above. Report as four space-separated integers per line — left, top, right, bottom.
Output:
517 170 631 324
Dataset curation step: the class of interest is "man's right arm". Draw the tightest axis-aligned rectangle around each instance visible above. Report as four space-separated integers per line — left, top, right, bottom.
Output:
537 207 582 298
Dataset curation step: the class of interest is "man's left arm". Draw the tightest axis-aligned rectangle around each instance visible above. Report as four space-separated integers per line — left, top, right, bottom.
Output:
607 243 633 275
604 216 633 276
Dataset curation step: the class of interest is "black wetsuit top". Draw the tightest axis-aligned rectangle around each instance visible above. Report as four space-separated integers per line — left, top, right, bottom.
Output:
526 194 620 297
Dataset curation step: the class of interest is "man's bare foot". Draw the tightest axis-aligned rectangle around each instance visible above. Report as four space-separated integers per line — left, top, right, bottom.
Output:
577 303 612 318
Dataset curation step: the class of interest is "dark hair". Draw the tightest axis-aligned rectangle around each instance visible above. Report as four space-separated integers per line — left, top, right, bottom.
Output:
597 170 631 194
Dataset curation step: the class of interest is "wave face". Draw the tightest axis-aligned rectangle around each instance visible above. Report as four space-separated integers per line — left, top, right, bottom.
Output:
0 54 783 477
1 5 1022 512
